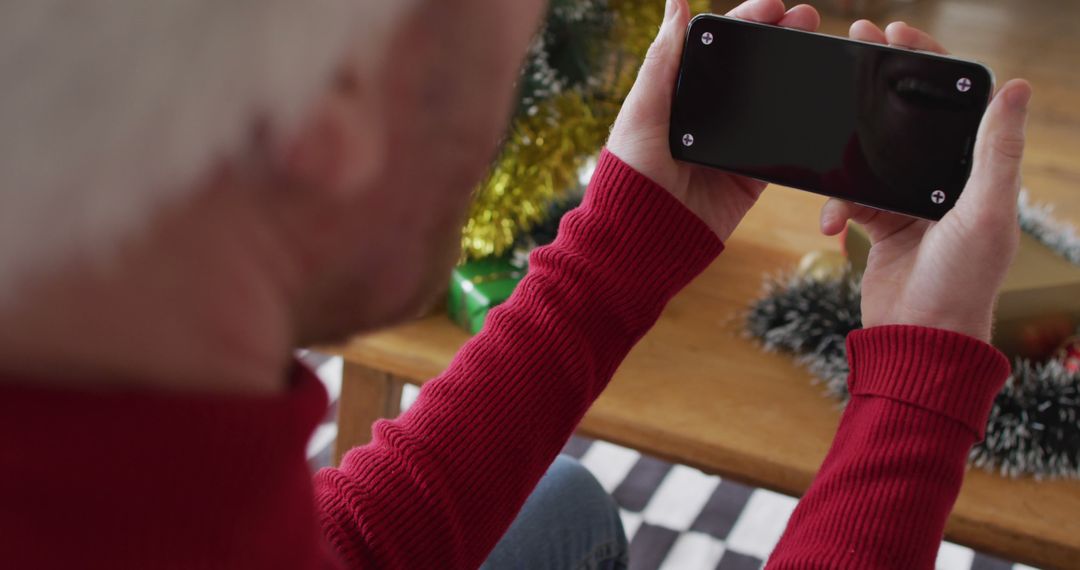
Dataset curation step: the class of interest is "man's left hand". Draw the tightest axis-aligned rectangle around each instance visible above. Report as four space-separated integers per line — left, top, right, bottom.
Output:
606 0 821 240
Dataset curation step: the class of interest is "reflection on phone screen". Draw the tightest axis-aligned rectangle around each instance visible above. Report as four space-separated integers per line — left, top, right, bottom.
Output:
671 16 992 219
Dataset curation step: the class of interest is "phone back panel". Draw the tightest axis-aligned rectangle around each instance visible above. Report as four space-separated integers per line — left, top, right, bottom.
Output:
670 15 993 220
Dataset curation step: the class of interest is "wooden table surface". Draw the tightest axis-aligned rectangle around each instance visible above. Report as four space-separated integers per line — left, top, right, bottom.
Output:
326 1 1080 567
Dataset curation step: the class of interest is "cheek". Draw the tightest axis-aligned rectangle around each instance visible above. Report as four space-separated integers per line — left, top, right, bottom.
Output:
340 0 547 323
382 2 531 177
405 188 471 309
355 184 467 306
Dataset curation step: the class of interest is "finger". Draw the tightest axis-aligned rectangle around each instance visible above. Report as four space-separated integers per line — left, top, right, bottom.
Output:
642 0 692 75
820 198 884 235
884 21 949 54
820 198 853 236
728 0 787 23
956 78 1032 219
820 197 921 242
849 19 886 44
777 4 820 32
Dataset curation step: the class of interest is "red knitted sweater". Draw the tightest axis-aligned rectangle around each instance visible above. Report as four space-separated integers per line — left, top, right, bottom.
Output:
0 150 1009 569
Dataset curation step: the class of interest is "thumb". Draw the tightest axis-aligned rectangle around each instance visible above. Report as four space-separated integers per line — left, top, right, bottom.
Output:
624 0 691 115
956 78 1032 219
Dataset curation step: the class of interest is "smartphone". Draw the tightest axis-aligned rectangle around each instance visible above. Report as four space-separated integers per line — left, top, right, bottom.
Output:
669 14 994 220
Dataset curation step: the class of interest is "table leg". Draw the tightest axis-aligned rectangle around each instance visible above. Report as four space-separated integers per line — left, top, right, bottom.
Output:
333 361 405 466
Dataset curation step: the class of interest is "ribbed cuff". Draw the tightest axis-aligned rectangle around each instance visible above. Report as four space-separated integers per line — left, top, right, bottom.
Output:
846 325 1011 439
551 148 723 309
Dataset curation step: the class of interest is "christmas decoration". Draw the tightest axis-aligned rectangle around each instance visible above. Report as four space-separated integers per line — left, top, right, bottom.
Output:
746 269 861 401
971 358 1080 478
513 192 585 253
448 257 527 334
1056 335 1080 374
795 250 849 282
1019 190 1080 265
461 0 709 260
746 267 1080 479
1016 315 1078 361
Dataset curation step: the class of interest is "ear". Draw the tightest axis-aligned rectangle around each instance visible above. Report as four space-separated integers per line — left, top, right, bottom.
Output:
281 66 384 198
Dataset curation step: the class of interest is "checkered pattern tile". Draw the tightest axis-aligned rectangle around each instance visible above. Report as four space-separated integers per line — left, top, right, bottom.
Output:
302 352 1039 570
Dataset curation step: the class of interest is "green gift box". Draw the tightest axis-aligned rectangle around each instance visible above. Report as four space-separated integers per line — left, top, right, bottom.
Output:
448 257 527 334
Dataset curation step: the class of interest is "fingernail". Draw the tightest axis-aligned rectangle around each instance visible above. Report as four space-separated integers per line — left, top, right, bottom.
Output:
1005 82 1032 111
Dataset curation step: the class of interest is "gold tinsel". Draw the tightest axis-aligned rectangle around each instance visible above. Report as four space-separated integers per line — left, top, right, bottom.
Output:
461 0 708 260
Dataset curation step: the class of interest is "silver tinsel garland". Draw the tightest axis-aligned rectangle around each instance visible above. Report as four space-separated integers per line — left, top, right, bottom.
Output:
746 192 1080 479
1019 190 1080 264
972 359 1080 477
746 273 860 401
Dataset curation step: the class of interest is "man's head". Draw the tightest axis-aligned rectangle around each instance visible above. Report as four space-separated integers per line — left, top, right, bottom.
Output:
0 0 546 345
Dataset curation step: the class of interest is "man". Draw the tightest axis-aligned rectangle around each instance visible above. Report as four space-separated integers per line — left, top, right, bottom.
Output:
0 0 1030 568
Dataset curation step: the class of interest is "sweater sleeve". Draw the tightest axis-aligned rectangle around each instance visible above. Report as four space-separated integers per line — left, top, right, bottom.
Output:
312 149 723 569
766 325 1011 570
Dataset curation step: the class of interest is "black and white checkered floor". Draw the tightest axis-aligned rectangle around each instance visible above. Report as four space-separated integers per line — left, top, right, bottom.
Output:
303 353 1039 570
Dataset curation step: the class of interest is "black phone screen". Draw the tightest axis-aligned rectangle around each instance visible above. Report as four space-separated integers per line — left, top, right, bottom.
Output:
669 15 993 220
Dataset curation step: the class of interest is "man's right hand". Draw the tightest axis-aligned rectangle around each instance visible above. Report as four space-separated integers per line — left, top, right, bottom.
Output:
607 0 821 242
819 20 1032 342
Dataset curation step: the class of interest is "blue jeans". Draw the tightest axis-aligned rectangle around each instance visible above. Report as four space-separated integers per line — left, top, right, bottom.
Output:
482 455 629 570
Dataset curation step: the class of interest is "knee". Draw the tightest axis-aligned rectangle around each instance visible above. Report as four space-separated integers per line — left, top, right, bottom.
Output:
483 456 628 569
547 456 602 495
543 455 621 521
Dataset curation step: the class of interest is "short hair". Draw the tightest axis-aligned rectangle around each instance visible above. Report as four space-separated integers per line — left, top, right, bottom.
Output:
0 1 416 288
